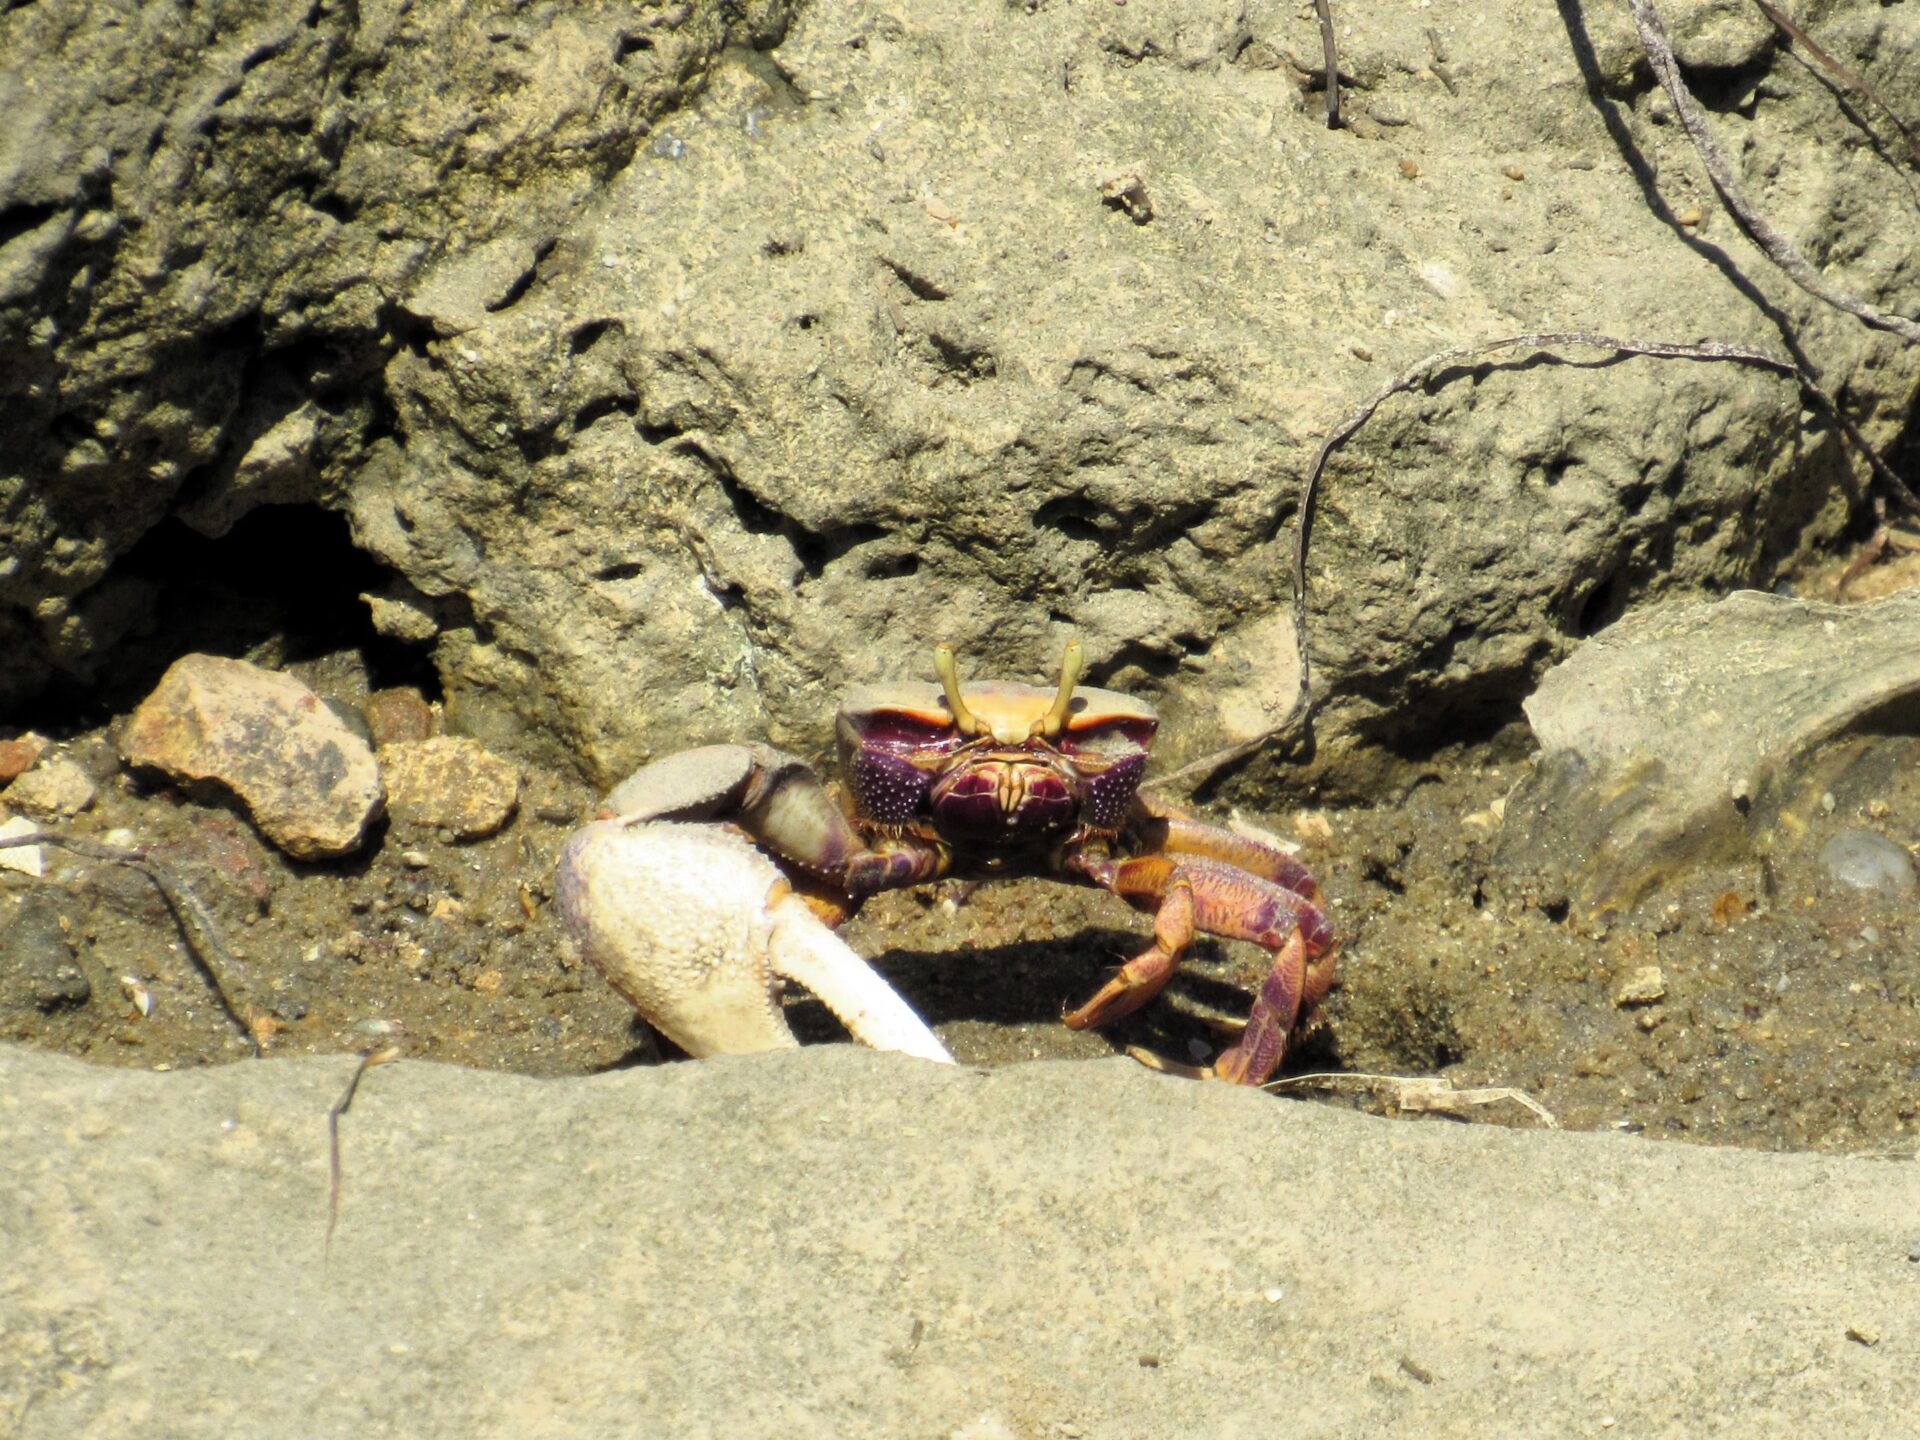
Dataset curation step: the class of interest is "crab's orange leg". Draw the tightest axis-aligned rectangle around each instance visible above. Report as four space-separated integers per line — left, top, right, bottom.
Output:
1066 852 1337 1086
1130 793 1321 899
1062 867 1194 1029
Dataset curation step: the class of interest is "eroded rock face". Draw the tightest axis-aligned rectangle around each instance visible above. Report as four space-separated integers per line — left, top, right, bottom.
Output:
6 0 1917 796
340 0 1920 788
121 654 384 859
0 0 798 705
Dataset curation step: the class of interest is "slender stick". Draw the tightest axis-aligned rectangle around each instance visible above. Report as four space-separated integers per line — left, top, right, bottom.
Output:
1313 0 1341 129
1750 0 1920 166
1628 0 1920 345
326 1045 402 1257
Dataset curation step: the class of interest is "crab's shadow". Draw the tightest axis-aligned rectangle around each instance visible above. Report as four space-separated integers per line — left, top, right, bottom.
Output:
784 928 1337 1072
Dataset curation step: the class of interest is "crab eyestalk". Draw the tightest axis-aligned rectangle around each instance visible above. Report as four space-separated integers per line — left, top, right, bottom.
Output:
933 643 988 737
1029 637 1085 740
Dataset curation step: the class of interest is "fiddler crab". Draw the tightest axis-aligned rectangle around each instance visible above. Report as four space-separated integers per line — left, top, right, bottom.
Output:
556 640 1336 1084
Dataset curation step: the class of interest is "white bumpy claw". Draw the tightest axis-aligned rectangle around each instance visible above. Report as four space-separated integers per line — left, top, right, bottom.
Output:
557 818 953 1065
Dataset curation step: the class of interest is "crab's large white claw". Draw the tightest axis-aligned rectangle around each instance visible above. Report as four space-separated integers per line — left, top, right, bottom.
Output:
556 818 953 1065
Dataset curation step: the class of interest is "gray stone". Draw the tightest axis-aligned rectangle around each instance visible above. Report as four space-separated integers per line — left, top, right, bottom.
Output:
1500 588 1920 912
0 892 84 1013
1 755 97 821
1819 828 1918 898
1 1043 1916 1437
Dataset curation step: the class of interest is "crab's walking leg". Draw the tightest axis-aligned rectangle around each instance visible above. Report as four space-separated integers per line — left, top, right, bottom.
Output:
1065 854 1336 1086
1131 794 1322 900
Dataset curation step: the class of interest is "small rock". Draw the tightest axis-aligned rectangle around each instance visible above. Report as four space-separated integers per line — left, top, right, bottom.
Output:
379 736 519 840
1099 170 1153 224
1 892 83 1010
1845 1324 1879 1347
0 732 48 783
1612 966 1666 1009
35 963 92 1012
1818 829 1916 899
121 975 155 1017
4 756 98 820
364 687 437 747
1293 811 1334 842
120 654 384 860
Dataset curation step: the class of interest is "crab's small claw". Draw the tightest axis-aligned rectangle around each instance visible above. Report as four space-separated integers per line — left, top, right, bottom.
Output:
557 817 953 1065
600 743 890 892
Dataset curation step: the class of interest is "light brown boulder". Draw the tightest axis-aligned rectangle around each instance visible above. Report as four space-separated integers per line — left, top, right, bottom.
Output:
121 654 384 859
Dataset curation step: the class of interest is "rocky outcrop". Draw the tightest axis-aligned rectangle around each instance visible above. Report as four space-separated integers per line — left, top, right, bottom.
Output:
4 0 1916 795
0 0 796 702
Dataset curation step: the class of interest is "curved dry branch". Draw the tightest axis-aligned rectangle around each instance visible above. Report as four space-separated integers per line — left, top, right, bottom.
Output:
1628 0 1920 345
1144 330 1912 796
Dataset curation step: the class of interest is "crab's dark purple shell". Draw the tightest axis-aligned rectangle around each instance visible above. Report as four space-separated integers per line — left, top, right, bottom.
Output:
1078 751 1148 830
849 747 937 826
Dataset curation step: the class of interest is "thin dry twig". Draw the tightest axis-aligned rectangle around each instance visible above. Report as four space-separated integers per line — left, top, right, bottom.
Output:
0 829 259 1052
1832 523 1892 601
1265 1070 1561 1128
1286 334 1810 725
1313 0 1341 129
1750 0 1920 167
1832 491 1891 601
326 1044 402 1257
1628 0 1920 346
1140 328 1917 795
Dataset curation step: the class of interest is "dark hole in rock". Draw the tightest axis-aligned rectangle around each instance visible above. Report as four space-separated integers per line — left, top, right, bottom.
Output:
1573 568 1626 638
40 505 441 727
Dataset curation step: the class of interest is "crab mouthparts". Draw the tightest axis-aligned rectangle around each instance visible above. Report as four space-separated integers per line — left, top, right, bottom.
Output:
931 763 1075 842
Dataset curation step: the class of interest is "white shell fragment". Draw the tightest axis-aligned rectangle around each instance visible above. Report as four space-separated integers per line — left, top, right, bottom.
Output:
121 976 155 1018
0 815 45 877
556 818 952 1066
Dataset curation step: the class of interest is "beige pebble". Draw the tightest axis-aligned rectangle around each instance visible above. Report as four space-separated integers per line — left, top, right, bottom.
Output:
1613 965 1667 1008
